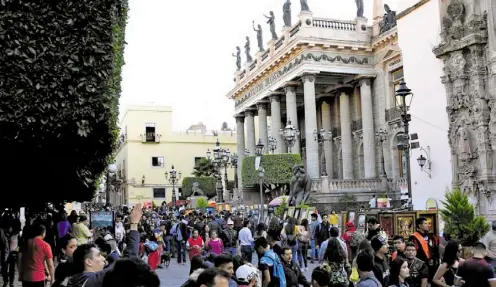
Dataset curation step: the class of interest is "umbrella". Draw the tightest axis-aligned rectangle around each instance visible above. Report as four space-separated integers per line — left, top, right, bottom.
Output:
269 196 290 206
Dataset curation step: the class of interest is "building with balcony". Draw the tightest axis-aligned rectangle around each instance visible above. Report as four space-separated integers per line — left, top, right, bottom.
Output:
226 0 435 210
112 105 237 206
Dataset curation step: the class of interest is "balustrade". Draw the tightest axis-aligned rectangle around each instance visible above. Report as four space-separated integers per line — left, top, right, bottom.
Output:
312 18 356 31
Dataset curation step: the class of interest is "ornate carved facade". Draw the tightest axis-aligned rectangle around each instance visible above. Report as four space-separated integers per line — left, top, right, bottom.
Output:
433 0 496 215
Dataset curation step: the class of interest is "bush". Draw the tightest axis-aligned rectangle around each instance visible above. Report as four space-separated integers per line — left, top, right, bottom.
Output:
0 0 128 205
182 177 217 198
241 154 302 186
440 188 490 246
197 198 209 209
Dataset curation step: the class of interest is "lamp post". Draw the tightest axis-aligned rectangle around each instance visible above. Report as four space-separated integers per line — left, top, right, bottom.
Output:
105 164 117 205
207 139 231 203
255 139 265 223
395 81 414 202
268 136 277 154
280 120 300 153
230 153 238 192
375 128 388 178
165 165 182 209
314 128 331 176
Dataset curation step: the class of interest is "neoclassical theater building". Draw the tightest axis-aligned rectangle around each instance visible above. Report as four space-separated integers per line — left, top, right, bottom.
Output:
225 1 413 208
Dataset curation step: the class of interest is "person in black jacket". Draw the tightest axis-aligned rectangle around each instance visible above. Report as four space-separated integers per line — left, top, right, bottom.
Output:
281 247 311 287
371 235 390 287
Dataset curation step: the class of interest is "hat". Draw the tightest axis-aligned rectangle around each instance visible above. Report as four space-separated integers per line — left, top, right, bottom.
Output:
236 265 257 284
227 219 234 225
371 235 387 252
103 234 114 241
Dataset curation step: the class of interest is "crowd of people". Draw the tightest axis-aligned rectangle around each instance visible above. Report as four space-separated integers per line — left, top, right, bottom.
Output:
0 204 496 287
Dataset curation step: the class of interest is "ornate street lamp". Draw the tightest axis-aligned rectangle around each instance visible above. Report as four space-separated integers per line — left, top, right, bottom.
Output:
280 120 300 153
230 153 239 193
375 128 388 178
268 136 277 154
396 81 414 203
166 164 182 208
313 128 331 176
255 138 265 222
207 139 232 203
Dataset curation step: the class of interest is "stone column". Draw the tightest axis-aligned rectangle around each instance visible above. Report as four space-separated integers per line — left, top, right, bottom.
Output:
340 91 353 179
257 103 269 154
359 79 377 178
321 100 334 178
235 115 245 188
284 84 300 154
245 110 256 154
302 74 319 179
269 93 284 154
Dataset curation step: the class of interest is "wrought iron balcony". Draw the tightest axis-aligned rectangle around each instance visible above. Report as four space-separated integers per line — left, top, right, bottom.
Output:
140 133 161 143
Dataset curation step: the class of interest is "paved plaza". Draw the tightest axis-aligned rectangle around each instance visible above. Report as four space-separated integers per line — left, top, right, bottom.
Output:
0 256 319 287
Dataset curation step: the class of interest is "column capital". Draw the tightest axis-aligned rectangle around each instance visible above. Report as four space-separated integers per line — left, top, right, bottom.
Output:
301 73 317 83
269 91 285 102
256 101 269 110
357 78 372 87
245 109 256 117
234 114 245 123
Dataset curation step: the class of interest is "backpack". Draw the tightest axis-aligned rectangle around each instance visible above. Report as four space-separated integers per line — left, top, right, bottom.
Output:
144 241 159 252
327 262 348 285
350 231 365 248
260 250 287 287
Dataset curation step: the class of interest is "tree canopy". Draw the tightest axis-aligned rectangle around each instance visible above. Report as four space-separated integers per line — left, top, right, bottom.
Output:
192 158 217 177
241 154 301 186
0 0 129 205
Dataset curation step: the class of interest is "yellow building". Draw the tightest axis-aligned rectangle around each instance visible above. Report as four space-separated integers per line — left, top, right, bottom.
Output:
112 105 237 207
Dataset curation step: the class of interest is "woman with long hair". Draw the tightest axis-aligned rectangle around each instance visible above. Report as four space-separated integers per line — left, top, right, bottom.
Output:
282 217 298 262
297 218 310 271
323 238 348 287
388 257 410 287
432 240 463 287
254 223 267 240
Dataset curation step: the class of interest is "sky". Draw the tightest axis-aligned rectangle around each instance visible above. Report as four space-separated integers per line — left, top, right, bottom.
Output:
119 0 404 131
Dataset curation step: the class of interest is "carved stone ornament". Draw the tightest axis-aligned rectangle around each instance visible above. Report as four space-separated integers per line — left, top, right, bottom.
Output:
235 115 245 123
489 99 496 148
450 51 467 78
447 0 465 21
301 74 316 83
477 181 493 203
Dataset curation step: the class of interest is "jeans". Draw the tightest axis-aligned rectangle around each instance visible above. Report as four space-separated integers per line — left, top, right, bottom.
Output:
311 239 319 260
1 251 17 284
297 241 309 268
241 245 253 263
175 241 186 263
226 246 237 256
164 236 172 253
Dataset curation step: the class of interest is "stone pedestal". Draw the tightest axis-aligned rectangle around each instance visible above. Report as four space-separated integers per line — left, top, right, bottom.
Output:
268 39 276 56
355 17 369 42
298 11 314 37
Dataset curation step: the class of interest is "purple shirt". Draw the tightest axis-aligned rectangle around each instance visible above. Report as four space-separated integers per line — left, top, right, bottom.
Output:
57 220 71 238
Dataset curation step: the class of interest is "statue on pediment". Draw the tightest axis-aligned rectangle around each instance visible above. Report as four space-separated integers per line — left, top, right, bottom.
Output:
356 0 364 18
245 36 253 63
379 4 397 34
232 46 241 71
264 11 278 40
252 21 265 52
283 0 292 27
300 0 310 12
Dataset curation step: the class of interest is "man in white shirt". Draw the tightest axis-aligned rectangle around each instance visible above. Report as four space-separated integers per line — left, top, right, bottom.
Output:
238 219 254 263
369 194 377 209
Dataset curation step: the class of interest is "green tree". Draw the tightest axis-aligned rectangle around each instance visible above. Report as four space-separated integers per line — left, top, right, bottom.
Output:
182 177 217 198
275 197 289 218
197 197 209 209
440 188 490 246
192 158 217 177
0 0 129 205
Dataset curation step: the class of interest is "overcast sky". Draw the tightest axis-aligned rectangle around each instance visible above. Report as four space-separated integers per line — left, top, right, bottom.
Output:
119 0 405 131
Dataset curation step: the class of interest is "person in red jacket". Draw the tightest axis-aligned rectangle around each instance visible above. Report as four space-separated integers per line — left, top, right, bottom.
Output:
342 221 356 259
186 229 204 261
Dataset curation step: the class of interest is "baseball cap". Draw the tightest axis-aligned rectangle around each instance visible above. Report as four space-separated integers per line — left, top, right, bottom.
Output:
236 265 257 284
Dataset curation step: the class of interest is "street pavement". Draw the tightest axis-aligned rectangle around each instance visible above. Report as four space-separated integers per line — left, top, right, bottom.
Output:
0 255 319 287
157 255 320 287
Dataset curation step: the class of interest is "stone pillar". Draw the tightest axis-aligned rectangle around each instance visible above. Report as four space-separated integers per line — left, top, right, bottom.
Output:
284 84 300 154
359 79 377 178
235 115 245 188
257 103 269 154
302 74 319 179
340 91 353 179
321 100 334 178
245 110 256 154
269 93 284 154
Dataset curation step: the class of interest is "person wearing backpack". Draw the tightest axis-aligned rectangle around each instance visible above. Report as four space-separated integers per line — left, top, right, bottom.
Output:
255 237 287 287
